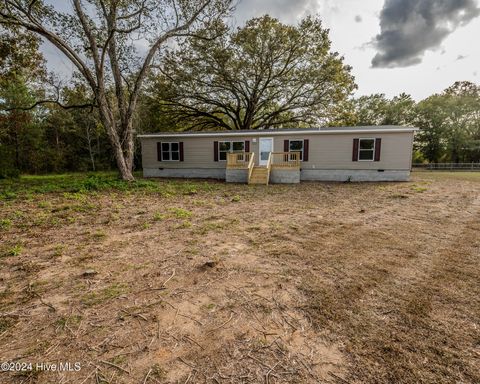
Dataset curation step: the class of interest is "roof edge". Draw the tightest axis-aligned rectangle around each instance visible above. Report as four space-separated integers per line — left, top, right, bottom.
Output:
138 126 419 138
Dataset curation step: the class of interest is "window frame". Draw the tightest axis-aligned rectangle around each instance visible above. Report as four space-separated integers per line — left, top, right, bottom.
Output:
358 138 376 162
161 142 180 162
288 139 304 161
218 140 245 162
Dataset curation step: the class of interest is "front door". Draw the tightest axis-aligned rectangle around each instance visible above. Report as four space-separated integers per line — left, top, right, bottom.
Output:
259 138 273 166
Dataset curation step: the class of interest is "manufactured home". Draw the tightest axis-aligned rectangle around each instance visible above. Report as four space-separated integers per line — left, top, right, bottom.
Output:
138 126 417 184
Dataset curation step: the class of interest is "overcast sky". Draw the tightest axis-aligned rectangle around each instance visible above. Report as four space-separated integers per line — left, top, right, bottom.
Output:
43 0 480 100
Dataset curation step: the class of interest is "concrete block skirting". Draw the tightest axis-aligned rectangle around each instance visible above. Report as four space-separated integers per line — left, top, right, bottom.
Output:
300 169 411 182
270 169 301 184
144 168 410 182
226 169 248 183
143 168 226 179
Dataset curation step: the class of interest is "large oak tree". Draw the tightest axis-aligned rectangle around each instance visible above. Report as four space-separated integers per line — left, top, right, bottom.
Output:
153 15 356 131
0 0 231 180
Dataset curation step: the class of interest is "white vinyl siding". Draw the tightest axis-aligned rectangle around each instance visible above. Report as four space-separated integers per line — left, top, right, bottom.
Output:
141 132 413 171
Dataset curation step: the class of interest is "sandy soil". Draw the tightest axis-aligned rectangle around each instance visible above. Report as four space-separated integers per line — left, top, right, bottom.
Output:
0 172 479 383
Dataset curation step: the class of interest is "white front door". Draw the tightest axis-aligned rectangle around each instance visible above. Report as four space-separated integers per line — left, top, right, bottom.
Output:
259 138 273 166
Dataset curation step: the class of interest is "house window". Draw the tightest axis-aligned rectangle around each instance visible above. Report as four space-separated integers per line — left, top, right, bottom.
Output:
289 140 304 161
162 142 180 161
219 141 245 161
358 138 375 161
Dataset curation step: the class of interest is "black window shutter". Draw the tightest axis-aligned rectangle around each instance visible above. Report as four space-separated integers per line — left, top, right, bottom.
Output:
245 140 250 153
179 142 184 162
303 139 309 162
374 138 382 161
352 139 359 161
157 142 162 161
214 141 219 162
284 140 289 152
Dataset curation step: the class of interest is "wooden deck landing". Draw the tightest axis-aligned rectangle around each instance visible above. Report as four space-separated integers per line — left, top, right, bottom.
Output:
227 152 300 185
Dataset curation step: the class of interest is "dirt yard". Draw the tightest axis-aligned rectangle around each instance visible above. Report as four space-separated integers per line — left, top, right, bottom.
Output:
1 172 479 384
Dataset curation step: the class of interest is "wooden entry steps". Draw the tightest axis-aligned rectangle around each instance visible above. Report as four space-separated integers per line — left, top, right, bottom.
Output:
249 166 269 185
226 151 300 185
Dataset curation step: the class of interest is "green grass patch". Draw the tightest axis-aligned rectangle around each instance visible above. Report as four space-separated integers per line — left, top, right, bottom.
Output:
153 212 166 221
201 303 216 312
175 220 192 229
55 315 82 330
411 185 428 193
149 364 167 381
51 244 65 258
169 207 192 218
0 218 12 230
92 230 106 239
195 221 227 235
1 244 22 258
0 191 17 200
0 172 222 200
38 201 52 208
82 283 128 306
414 171 480 183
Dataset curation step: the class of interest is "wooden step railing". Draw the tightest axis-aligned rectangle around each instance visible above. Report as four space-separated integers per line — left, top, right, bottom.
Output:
247 153 255 183
271 152 301 169
228 151 298 184
266 152 272 185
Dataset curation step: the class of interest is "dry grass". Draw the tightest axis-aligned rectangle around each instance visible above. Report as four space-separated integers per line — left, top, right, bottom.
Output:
0 172 479 383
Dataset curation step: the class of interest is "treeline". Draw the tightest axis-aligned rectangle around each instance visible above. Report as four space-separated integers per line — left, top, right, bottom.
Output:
1 17 479 178
345 83 480 163
0 30 115 177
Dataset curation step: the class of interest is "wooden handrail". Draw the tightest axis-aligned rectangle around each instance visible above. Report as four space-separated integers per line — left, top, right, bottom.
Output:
266 152 272 185
247 153 255 183
270 152 300 168
227 152 253 169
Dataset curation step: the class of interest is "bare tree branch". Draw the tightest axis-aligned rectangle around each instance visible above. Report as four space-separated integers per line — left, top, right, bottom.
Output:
2 99 96 112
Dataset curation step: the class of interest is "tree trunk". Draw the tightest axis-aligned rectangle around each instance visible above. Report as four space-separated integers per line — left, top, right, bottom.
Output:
123 120 135 172
97 101 135 181
110 132 134 181
111 134 134 181
116 152 134 180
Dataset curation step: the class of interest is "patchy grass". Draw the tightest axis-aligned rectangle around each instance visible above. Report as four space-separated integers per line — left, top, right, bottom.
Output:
0 317 15 333
55 315 82 330
81 283 129 306
411 184 428 193
0 218 12 230
413 170 480 182
152 212 166 221
1 244 22 258
91 230 107 239
0 172 479 383
0 172 221 201
168 207 193 218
